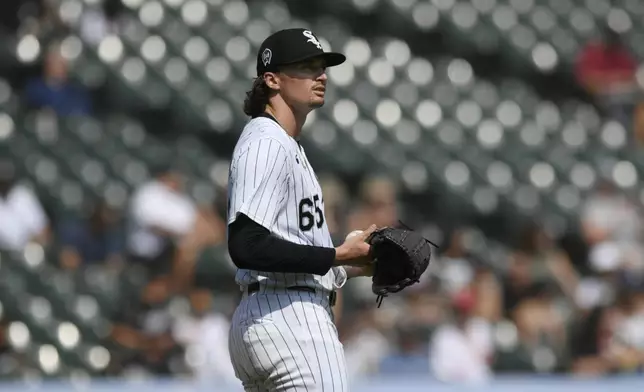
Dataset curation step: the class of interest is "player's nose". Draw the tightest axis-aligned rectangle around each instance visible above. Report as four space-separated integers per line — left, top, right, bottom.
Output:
316 69 328 82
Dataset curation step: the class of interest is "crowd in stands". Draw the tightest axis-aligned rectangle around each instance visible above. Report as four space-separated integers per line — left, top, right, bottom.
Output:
3 152 644 382
1 0 644 385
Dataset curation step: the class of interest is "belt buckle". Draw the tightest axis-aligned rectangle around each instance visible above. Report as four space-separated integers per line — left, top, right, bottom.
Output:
329 291 337 307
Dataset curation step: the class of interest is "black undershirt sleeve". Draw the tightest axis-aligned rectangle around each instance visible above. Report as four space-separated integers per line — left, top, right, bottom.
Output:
227 213 336 275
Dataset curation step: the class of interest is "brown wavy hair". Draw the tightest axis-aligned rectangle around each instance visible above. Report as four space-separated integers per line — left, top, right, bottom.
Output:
243 77 272 117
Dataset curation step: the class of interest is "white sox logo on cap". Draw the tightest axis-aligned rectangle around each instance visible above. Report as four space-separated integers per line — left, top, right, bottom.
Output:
262 48 272 66
302 30 322 50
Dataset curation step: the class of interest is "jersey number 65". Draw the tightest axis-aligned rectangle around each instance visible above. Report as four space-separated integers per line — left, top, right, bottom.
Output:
299 194 324 231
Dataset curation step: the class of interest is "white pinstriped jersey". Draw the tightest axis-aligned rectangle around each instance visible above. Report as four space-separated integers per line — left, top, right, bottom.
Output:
227 116 345 292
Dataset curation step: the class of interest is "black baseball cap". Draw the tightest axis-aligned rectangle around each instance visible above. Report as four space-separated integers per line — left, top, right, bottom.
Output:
256 28 346 76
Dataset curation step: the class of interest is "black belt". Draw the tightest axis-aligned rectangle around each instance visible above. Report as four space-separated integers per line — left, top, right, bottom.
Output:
246 282 337 307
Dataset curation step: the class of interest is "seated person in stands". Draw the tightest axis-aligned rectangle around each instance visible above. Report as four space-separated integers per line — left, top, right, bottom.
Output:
574 26 637 127
0 159 50 251
108 273 180 377
575 26 637 96
126 165 197 288
504 223 579 311
24 42 92 116
57 200 124 269
380 324 430 376
171 197 227 291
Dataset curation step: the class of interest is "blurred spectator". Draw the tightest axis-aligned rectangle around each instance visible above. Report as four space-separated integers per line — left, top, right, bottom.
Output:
57 200 125 270
126 166 196 280
576 27 637 95
570 305 613 376
110 274 181 377
112 309 181 377
496 286 569 374
344 175 401 303
575 26 637 126
24 43 92 116
429 271 497 384
181 201 227 257
504 223 579 313
0 160 49 251
574 247 621 314
573 290 644 376
0 321 8 356
581 180 641 247
171 289 238 384
379 324 430 376
634 102 644 145
434 229 503 321
319 173 350 244
605 290 644 372
433 229 477 294
342 303 393 379
347 175 400 230
172 200 227 292
317 174 351 321
4 0 644 381
581 180 644 288
79 0 124 46
127 163 227 298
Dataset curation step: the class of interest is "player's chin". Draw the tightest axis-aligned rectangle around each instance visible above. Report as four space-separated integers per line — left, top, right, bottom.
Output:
310 96 325 108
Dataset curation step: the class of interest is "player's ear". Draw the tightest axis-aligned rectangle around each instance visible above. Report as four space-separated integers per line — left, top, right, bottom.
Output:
263 72 280 91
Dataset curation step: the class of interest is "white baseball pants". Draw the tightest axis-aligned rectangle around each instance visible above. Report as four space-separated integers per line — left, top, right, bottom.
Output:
228 288 348 392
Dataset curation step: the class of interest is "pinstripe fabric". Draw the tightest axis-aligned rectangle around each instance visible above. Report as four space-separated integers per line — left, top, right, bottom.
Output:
227 117 348 391
229 290 347 392
226 117 340 292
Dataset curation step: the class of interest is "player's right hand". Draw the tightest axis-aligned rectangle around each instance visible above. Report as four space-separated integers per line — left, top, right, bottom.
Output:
334 224 377 266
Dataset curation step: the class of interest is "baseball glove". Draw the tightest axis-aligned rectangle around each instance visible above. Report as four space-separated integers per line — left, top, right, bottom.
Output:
366 223 436 307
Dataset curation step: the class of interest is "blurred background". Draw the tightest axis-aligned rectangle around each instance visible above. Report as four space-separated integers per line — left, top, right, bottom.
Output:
1 0 644 390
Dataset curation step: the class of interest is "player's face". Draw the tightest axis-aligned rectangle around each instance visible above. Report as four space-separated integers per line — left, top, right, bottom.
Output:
278 58 328 110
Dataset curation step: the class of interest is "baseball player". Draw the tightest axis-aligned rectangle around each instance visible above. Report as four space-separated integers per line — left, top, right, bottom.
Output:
226 28 376 392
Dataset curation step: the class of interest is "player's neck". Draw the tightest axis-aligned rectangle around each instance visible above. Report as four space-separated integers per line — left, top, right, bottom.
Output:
264 104 306 139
